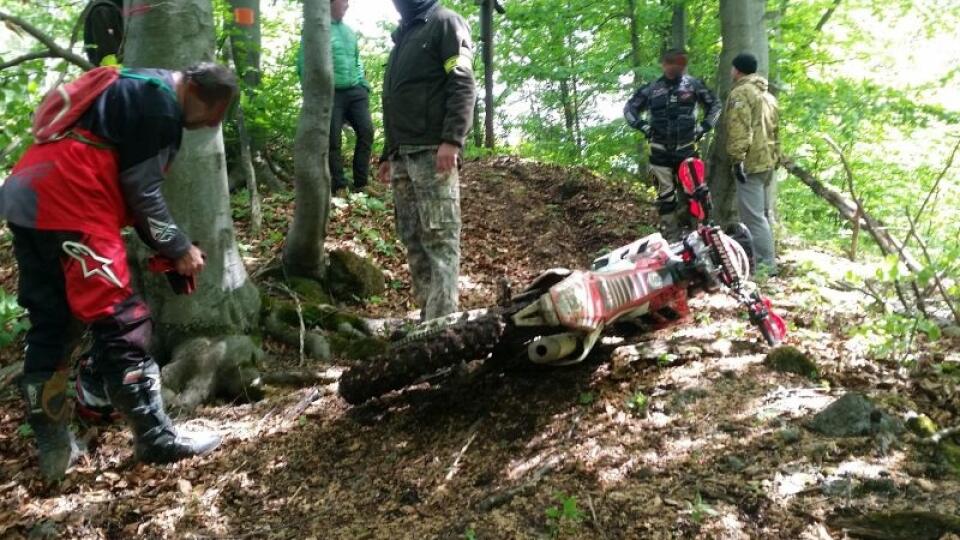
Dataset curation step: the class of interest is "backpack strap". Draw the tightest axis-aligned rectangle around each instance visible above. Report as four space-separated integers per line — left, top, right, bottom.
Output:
119 68 177 100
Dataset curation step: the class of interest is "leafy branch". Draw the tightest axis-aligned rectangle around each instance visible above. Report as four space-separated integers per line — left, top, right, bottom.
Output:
0 10 94 71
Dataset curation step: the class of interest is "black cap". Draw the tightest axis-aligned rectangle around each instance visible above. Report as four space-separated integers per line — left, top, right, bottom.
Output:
732 53 758 75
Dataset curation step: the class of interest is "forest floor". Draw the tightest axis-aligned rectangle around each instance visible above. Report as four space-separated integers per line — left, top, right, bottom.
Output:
1 157 959 539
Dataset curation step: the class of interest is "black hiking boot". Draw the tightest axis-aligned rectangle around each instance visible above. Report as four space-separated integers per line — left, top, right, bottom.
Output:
19 370 80 483
105 361 221 464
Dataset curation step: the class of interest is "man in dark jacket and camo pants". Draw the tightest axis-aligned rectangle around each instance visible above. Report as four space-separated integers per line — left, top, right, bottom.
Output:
624 49 721 241
377 0 476 320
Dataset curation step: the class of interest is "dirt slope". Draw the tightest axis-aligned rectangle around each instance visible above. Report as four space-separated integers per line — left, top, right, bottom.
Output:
1 157 958 539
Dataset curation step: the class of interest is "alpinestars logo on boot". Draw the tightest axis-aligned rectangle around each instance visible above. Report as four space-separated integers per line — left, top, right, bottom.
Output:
61 241 123 288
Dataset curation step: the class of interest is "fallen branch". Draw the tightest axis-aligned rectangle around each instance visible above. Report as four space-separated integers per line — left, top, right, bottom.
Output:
904 212 960 325
261 370 339 388
0 11 94 71
443 418 483 483
782 157 921 272
924 425 960 445
268 282 307 365
586 492 607 540
284 387 322 422
0 361 23 388
478 457 560 512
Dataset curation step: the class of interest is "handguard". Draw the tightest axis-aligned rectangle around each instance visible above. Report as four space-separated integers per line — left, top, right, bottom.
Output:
741 290 787 346
676 157 711 223
147 255 197 295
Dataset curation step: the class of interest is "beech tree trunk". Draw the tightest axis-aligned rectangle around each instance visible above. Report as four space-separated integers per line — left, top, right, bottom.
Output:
283 0 334 281
707 0 769 225
227 0 261 88
626 0 642 84
480 0 495 149
670 0 687 51
123 0 260 357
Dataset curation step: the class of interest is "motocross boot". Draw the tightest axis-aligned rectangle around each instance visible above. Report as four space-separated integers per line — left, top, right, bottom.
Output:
19 370 80 483
105 361 221 464
75 354 122 425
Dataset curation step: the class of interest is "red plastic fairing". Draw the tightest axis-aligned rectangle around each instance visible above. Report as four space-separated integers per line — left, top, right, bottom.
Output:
677 157 707 221
549 247 680 331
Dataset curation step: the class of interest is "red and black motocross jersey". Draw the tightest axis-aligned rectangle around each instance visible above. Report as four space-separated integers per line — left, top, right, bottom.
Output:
1 69 191 260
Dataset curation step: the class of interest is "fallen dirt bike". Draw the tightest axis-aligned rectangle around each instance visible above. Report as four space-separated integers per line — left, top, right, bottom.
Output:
339 158 788 405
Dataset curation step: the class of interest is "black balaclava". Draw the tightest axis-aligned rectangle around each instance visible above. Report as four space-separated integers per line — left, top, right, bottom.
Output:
392 0 439 22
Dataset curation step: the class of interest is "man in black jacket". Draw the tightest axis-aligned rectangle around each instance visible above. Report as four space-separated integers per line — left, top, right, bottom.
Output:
82 0 124 66
624 49 721 241
1 63 236 483
377 0 476 320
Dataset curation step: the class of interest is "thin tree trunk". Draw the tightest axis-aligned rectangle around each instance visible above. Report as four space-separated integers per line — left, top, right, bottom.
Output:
124 0 260 358
707 0 769 225
572 76 583 153
283 0 334 281
814 0 842 32
481 0 495 149
225 36 261 235
670 0 687 50
626 0 642 84
559 79 575 141
472 95 483 148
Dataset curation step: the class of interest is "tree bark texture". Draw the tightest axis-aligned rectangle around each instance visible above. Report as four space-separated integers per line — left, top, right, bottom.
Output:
481 0 495 149
283 0 334 280
124 0 260 357
707 0 769 225
670 1 687 51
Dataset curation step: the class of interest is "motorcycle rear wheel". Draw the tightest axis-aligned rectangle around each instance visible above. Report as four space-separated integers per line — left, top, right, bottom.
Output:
338 312 508 404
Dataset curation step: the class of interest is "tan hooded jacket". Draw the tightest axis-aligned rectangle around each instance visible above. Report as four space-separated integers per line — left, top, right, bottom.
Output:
725 73 780 173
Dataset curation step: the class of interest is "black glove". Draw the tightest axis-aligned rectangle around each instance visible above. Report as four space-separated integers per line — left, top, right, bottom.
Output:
638 124 652 140
732 161 748 184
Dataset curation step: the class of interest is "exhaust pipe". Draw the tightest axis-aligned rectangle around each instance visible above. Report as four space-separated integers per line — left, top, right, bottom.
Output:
528 334 581 364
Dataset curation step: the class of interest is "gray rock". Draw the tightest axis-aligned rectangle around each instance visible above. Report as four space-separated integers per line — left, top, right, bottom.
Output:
305 332 331 361
723 455 747 472
806 393 904 438
778 426 802 444
822 478 854 497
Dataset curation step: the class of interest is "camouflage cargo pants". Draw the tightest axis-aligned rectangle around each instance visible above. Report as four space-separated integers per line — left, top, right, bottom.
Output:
650 164 692 242
391 147 461 320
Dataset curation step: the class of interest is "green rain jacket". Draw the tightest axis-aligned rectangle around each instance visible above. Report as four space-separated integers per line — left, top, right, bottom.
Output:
297 20 368 90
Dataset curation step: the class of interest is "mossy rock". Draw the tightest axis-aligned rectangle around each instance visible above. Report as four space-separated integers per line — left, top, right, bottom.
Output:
907 414 939 438
329 333 388 360
806 392 904 438
941 443 960 477
831 511 960 539
288 276 333 305
272 302 369 335
764 346 819 378
327 249 386 301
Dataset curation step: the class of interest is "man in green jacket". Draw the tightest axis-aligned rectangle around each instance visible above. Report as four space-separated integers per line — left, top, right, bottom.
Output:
377 0 476 320
725 52 781 275
298 0 374 192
